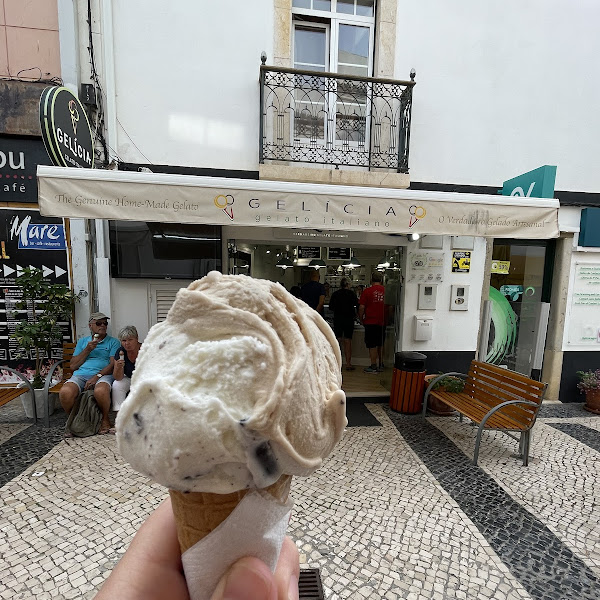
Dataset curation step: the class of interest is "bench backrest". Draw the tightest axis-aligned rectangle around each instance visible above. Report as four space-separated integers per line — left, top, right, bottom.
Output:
60 342 77 380
464 360 546 428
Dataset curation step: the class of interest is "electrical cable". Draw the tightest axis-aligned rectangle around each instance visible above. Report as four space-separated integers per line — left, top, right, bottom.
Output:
87 0 109 166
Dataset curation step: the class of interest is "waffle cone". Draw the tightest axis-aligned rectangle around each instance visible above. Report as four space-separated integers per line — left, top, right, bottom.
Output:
168 475 292 554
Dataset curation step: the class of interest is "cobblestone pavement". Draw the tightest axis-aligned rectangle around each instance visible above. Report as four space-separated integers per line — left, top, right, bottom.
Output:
0 398 598 599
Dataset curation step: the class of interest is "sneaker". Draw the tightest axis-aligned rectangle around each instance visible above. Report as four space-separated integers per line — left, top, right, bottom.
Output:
363 366 378 373
377 365 385 372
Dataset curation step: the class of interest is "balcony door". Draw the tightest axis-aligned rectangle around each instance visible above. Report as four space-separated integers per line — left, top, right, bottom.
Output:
292 1 375 159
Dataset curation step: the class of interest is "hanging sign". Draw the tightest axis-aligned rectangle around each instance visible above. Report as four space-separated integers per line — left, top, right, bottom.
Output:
39 87 94 169
452 251 471 273
491 260 510 274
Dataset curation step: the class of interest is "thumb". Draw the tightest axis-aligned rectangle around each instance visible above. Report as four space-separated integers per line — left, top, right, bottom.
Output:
211 557 277 600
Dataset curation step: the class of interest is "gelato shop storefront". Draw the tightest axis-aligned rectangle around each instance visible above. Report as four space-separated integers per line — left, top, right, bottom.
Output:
37 166 560 396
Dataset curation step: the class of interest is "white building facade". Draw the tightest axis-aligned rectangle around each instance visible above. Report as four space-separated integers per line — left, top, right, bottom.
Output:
49 0 600 401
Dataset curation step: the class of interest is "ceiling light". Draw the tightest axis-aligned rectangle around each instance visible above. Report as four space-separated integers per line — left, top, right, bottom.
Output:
309 259 327 269
276 257 294 269
377 255 390 269
343 256 362 269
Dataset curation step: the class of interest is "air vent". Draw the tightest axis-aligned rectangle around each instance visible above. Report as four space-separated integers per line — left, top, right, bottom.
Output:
299 568 324 599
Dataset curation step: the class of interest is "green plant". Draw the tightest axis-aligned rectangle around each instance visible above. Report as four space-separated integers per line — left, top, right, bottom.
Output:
576 369 600 392
11 267 79 389
431 375 466 393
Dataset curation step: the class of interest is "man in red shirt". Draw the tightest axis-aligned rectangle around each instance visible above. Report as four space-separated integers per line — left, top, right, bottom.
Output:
359 272 386 373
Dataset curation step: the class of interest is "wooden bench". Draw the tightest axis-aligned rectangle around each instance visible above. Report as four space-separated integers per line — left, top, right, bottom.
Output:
0 367 37 423
422 360 547 466
43 342 77 424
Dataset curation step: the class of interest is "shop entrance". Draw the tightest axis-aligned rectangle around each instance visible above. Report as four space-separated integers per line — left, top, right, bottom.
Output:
486 240 555 379
227 239 404 397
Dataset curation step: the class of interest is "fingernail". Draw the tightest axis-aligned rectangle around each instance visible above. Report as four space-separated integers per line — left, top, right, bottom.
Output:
288 574 299 600
223 563 272 600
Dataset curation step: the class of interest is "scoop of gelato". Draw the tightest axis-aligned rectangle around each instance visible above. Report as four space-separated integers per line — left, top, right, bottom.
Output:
116 272 347 493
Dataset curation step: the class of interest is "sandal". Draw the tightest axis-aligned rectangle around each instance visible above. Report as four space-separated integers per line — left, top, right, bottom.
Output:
98 425 111 435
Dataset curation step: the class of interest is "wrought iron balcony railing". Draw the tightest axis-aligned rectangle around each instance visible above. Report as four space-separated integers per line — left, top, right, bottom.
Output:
259 63 416 173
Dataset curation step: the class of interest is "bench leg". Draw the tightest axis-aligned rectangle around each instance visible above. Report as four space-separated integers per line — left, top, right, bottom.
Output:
521 430 531 467
473 424 485 466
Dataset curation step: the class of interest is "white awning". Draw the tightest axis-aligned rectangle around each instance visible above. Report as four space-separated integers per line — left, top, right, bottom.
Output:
37 166 559 239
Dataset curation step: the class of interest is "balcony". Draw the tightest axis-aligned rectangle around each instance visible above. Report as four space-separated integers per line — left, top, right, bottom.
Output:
259 64 415 174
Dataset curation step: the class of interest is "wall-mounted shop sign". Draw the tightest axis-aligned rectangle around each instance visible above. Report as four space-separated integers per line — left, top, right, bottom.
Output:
39 87 94 169
0 136 51 204
502 165 556 199
579 207 600 247
491 260 510 274
327 247 351 260
567 262 600 347
297 246 321 259
452 251 471 273
0 209 72 372
38 167 560 239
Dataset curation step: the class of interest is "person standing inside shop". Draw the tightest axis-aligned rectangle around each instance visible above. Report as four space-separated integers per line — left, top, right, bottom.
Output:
301 270 326 314
329 278 359 371
359 272 386 373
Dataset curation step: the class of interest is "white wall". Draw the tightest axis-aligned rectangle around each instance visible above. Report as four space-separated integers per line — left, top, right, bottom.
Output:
103 1 600 193
110 0 274 168
109 278 189 341
394 0 600 192
401 236 486 352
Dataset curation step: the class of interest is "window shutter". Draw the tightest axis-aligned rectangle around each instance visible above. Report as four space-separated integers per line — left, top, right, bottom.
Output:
156 288 178 322
149 284 184 326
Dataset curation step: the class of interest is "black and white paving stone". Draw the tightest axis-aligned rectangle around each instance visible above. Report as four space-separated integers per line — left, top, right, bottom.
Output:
0 396 598 599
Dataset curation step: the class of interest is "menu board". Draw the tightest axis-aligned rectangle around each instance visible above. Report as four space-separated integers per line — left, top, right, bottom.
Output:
327 247 351 260
0 209 73 378
297 246 321 259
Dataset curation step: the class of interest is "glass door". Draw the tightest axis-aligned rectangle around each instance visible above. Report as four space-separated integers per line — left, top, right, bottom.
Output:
487 241 554 378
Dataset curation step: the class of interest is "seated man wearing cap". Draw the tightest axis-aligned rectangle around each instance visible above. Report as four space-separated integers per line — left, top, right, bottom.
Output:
59 312 121 434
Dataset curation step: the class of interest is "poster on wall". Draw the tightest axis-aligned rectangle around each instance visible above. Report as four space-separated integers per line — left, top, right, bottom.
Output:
407 251 444 283
567 262 600 347
0 209 73 383
452 251 471 273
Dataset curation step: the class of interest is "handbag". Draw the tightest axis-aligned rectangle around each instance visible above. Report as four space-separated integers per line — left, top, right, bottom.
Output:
65 390 101 437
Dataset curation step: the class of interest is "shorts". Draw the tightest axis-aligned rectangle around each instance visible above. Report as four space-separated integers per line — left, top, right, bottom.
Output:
333 318 354 339
66 374 114 391
364 324 385 349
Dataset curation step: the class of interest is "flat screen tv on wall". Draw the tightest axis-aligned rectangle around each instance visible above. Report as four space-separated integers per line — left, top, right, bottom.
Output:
109 221 222 279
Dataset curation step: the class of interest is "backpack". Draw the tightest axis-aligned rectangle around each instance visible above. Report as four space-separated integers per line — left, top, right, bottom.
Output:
65 390 101 437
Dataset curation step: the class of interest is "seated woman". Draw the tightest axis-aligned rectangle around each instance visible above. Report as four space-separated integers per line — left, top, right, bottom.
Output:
112 325 142 411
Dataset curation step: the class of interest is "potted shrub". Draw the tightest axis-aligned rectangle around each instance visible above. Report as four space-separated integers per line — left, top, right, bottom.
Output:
576 369 600 415
11 267 79 417
424 373 465 415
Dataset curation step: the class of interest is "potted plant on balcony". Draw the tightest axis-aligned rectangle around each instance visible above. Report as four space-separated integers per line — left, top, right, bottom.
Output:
576 369 600 415
424 373 465 415
11 267 78 418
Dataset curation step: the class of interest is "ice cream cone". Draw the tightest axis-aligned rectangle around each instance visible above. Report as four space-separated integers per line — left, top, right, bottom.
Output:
168 475 292 554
